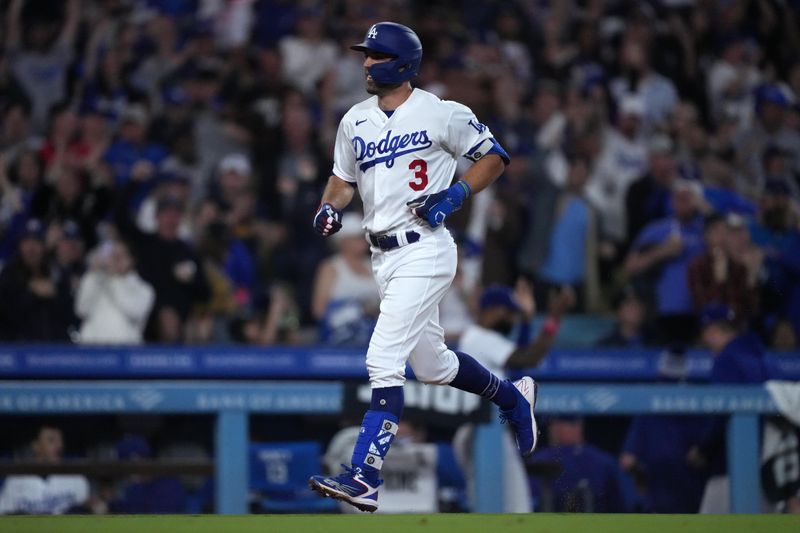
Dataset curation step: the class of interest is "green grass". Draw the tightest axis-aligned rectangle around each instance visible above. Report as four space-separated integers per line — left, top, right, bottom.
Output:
0 514 797 533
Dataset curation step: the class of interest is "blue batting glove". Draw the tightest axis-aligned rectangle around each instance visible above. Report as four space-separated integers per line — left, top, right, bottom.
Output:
407 181 471 228
313 202 343 236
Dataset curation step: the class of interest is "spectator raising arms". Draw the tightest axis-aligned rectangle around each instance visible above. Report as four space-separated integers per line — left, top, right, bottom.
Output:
4 0 80 134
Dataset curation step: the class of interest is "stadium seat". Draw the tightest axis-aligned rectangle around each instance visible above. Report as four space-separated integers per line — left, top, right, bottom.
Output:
249 441 338 514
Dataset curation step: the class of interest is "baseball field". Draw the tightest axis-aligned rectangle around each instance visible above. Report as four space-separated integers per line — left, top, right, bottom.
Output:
0 514 797 533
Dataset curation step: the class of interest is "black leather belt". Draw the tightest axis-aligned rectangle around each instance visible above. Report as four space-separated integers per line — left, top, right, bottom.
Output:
368 230 420 251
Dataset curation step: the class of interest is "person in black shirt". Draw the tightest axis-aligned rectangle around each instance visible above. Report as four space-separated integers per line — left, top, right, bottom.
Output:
114 171 210 342
0 219 74 341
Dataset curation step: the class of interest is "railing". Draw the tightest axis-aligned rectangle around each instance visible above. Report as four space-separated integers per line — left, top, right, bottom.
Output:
1 344 799 380
0 381 777 514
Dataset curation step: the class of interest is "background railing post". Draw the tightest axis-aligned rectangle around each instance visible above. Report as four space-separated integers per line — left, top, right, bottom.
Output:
474 405 504 512
727 413 760 513
215 409 249 514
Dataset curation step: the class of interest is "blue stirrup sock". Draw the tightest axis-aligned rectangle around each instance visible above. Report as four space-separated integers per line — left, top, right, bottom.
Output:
449 351 518 410
350 386 404 483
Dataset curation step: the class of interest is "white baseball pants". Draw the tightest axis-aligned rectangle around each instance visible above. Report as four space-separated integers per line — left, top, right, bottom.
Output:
367 228 460 388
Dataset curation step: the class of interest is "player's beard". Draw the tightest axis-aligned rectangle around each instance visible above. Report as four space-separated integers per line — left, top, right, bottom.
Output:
366 78 401 96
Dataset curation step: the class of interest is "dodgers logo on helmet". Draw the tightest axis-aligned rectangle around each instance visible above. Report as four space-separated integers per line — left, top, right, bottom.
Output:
351 21 423 85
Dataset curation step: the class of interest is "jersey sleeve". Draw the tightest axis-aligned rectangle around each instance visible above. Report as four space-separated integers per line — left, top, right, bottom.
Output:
442 102 496 162
332 118 357 183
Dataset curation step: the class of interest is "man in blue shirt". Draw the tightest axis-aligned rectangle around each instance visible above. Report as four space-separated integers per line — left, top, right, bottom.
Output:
527 416 626 512
688 303 781 512
620 350 708 513
537 155 595 311
624 180 705 344
103 105 169 186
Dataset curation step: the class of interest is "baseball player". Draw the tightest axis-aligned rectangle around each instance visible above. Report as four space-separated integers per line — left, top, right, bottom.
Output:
308 22 538 512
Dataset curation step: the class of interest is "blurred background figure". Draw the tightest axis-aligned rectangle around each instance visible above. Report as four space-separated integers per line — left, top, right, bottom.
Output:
620 349 708 513
0 219 74 341
624 181 705 345
527 416 627 513
688 214 757 325
75 239 154 345
454 281 573 513
105 435 185 515
313 213 379 346
688 304 782 514
597 286 653 348
114 170 210 343
535 155 598 312
0 424 89 514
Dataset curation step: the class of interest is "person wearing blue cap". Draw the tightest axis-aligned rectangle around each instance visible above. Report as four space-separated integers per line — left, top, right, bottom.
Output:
687 303 781 513
620 347 709 513
105 434 186 514
527 414 627 512
453 281 574 513
735 83 800 186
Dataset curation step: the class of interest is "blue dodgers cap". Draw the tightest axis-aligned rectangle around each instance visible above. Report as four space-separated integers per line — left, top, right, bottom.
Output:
479 285 521 312
755 83 792 109
700 303 736 328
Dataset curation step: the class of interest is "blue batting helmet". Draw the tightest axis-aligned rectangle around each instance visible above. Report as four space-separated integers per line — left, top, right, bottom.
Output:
351 22 422 85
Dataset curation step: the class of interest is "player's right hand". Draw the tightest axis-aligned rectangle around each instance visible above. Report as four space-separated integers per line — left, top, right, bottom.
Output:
313 202 343 236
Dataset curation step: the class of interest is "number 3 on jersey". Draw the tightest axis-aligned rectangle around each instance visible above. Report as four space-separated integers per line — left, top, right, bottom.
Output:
408 159 428 191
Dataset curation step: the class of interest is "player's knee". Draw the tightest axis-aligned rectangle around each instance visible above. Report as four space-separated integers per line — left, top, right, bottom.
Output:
410 348 458 385
412 363 458 385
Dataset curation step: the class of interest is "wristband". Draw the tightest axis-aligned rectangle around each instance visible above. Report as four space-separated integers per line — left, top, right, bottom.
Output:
542 317 560 337
455 180 472 197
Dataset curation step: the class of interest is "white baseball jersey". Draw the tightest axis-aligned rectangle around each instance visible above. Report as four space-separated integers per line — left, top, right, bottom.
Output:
333 89 496 235
458 324 517 380
0 475 89 514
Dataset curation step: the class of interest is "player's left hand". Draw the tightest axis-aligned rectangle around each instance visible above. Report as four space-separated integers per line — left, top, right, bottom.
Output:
407 181 471 228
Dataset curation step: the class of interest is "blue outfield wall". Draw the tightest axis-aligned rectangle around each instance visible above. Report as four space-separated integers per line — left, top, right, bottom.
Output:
0 344 799 380
0 381 780 514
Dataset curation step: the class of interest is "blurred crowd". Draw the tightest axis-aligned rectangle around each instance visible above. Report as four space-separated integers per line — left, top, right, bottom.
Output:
1 0 800 350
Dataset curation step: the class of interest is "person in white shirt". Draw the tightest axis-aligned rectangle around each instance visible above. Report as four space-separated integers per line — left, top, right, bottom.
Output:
312 212 381 345
75 240 155 344
0 425 89 515
278 9 338 97
454 281 573 512
585 95 648 246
